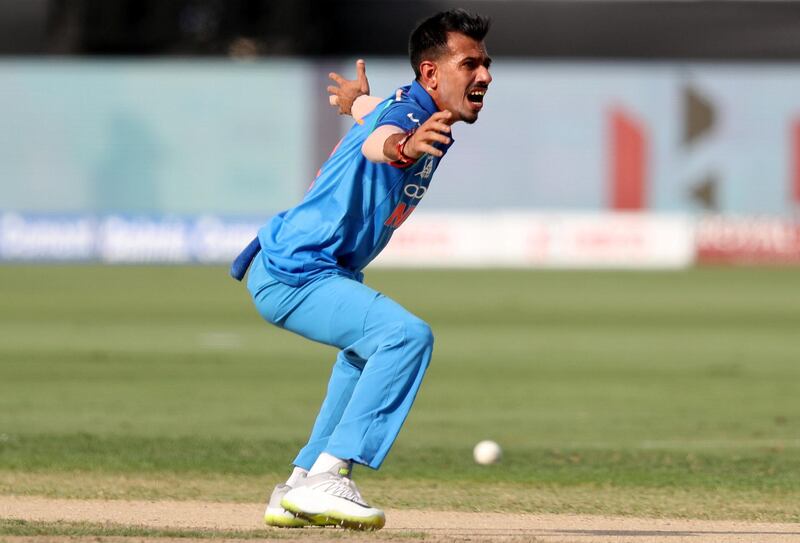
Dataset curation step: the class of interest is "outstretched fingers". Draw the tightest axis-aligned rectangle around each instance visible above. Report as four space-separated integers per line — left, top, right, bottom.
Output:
325 60 371 115
408 129 450 159
327 74 345 108
415 142 444 158
328 72 346 86
355 59 369 93
426 121 452 136
430 110 455 126
415 111 453 150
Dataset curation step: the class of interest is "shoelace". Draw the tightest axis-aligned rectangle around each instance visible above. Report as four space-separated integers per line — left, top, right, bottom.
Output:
316 475 367 506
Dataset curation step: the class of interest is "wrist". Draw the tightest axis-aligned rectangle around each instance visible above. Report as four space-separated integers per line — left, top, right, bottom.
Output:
389 131 417 169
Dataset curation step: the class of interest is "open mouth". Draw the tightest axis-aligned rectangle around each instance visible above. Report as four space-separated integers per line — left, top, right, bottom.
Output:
467 88 486 104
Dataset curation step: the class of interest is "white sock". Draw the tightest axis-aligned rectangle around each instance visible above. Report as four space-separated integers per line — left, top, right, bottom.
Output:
285 466 308 487
308 452 346 476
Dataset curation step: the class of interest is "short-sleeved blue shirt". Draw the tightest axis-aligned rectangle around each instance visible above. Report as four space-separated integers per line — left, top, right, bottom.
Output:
256 80 453 287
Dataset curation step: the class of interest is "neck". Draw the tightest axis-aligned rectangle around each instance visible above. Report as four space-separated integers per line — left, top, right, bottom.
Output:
420 84 442 111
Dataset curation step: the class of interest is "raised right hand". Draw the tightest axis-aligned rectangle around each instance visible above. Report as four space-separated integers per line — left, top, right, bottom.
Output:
403 111 454 159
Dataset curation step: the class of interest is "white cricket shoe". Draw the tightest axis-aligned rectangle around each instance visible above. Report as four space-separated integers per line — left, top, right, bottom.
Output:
264 483 311 527
281 461 385 531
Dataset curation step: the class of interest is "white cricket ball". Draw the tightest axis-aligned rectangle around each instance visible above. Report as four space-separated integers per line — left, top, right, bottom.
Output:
473 440 502 465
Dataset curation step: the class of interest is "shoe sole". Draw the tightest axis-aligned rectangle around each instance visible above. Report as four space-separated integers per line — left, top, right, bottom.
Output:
281 499 385 531
264 512 310 528
265 511 343 528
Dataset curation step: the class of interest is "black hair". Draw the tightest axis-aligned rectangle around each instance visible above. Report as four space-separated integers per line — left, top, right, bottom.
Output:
408 9 491 79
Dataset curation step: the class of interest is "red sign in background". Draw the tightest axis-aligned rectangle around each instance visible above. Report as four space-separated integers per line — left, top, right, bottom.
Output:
696 217 800 264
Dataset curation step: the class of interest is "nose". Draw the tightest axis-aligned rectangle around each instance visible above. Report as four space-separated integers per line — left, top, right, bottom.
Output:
477 66 492 86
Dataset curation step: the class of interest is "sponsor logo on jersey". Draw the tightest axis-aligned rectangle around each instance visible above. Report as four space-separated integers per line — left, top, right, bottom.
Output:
384 181 429 228
384 202 416 228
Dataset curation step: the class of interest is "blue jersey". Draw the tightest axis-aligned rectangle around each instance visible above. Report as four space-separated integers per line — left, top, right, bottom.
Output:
255 80 453 287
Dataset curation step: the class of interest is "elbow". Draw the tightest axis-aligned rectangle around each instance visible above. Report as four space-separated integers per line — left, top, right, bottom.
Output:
361 138 387 163
362 125 403 164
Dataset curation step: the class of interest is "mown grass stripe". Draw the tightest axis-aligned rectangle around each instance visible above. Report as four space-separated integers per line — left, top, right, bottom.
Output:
0 518 424 540
2 434 799 491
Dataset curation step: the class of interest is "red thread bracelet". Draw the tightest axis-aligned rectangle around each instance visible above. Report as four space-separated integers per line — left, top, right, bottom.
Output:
389 131 416 169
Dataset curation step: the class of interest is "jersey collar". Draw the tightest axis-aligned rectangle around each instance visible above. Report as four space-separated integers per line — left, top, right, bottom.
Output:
409 80 439 116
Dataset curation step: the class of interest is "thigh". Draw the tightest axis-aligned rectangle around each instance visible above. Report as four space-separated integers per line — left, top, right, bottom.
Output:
250 250 422 351
248 252 368 343
286 274 428 352
273 274 382 350
286 275 374 348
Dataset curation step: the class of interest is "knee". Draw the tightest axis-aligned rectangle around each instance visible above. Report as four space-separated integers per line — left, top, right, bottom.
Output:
374 316 434 353
401 318 434 350
413 320 434 348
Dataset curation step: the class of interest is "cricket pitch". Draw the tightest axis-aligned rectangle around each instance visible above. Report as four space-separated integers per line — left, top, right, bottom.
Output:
2 496 800 542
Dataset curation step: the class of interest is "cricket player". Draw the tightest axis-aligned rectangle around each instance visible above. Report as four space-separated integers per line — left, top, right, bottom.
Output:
231 9 492 531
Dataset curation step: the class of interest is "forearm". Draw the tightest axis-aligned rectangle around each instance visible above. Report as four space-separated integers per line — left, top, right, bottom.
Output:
361 125 404 163
381 132 410 162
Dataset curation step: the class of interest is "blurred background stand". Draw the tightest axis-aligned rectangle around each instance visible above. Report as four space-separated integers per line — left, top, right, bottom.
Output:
1 0 800 267
4 0 800 59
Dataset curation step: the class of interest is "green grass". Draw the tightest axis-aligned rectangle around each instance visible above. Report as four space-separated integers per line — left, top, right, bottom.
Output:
0 518 277 540
1 265 799 520
1 434 799 491
0 519 424 540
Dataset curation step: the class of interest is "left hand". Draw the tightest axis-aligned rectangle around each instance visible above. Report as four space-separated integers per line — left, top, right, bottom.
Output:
327 59 370 116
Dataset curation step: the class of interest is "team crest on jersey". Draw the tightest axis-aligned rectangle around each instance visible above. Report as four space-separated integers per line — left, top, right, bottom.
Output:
414 155 435 180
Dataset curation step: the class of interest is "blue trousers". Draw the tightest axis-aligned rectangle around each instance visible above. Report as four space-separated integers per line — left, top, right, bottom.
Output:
247 253 433 470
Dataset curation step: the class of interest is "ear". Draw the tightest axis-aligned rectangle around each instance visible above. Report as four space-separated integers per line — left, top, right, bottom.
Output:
419 60 438 91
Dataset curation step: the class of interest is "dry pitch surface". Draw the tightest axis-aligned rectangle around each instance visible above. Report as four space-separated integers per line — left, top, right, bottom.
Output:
2 496 800 543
